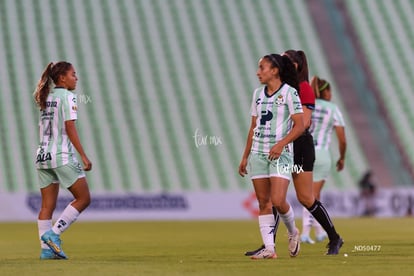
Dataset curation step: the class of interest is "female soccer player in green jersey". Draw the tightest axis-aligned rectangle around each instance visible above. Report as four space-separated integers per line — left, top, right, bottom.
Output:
300 76 346 244
33 62 92 260
245 50 344 256
239 54 304 259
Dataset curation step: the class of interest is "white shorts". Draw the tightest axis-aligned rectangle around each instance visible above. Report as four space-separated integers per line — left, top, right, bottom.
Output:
37 159 85 189
313 149 332 182
249 151 293 180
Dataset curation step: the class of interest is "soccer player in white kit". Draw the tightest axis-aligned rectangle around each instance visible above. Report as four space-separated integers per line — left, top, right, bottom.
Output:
246 51 344 256
239 54 304 259
34 62 92 259
300 76 346 244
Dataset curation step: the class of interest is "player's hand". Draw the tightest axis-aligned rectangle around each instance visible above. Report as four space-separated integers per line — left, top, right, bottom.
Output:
268 143 283 161
336 158 344 171
238 158 248 177
82 155 92 171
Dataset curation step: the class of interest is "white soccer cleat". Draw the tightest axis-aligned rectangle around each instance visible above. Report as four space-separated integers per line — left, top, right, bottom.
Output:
250 248 277 259
288 228 301 257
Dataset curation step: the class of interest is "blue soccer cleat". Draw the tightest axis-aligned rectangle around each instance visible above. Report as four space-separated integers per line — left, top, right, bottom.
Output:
41 230 67 259
39 248 66 260
301 235 315 244
316 232 328 242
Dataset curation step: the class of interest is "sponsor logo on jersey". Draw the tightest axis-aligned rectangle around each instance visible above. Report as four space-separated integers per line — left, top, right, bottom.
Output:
36 148 52 163
260 110 273 125
46 101 57 107
41 111 55 117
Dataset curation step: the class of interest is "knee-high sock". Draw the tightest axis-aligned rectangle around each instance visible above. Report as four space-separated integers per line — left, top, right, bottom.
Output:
52 204 80 235
301 207 313 236
272 207 280 242
38 219 52 249
258 214 276 251
279 206 297 235
307 200 339 241
311 211 326 236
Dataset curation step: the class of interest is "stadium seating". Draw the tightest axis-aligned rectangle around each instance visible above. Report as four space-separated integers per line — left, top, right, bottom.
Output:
345 0 414 180
0 0 370 193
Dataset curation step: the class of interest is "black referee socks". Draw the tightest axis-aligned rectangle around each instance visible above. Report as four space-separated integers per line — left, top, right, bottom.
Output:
307 200 340 241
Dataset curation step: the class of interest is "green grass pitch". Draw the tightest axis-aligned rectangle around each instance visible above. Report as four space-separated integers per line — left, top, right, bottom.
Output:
0 218 413 275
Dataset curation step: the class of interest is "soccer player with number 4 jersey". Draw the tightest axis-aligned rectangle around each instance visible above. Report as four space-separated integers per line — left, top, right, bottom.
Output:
33 62 92 260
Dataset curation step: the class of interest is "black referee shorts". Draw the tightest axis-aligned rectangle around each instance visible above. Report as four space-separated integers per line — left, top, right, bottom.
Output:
293 131 315 172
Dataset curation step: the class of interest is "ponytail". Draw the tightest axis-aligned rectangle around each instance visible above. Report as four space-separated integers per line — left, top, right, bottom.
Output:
280 55 299 92
296 50 309 82
310 75 330 99
33 62 53 110
283 49 309 82
310 76 319 98
33 61 73 110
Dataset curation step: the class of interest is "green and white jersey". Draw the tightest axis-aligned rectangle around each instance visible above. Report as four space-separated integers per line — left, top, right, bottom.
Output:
35 88 78 169
250 83 303 154
310 99 345 150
